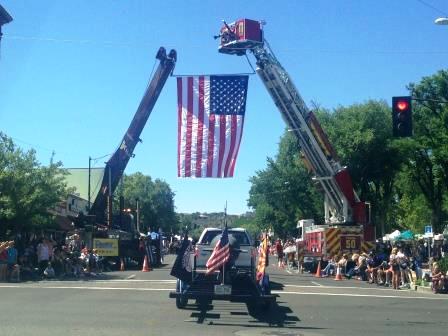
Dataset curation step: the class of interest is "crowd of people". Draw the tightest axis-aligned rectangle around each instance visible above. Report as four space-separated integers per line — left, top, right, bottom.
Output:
270 237 448 293
0 234 105 282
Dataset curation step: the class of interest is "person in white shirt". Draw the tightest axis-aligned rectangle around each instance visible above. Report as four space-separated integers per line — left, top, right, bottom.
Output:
37 238 50 276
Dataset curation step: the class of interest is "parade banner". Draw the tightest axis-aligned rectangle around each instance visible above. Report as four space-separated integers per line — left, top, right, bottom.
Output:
93 238 119 256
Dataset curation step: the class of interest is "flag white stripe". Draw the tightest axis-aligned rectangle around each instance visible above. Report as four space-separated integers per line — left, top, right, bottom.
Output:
179 77 189 177
220 115 232 177
201 77 210 177
212 117 220 177
190 77 199 176
226 115 243 176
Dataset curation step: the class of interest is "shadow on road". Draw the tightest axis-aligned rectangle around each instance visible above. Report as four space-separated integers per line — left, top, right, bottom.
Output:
184 298 326 332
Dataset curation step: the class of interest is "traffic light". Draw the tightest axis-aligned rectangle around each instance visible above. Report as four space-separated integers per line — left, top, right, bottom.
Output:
392 96 412 137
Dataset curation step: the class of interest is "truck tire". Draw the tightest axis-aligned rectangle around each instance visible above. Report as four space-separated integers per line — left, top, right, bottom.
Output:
175 279 188 309
176 296 188 309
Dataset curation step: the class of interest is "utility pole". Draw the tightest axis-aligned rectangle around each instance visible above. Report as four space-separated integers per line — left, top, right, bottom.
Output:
88 156 91 211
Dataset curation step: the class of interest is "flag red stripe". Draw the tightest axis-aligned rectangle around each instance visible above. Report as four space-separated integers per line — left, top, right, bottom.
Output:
206 243 230 273
185 77 193 177
206 114 215 177
195 76 205 177
217 115 226 177
229 117 244 176
223 115 237 177
177 78 182 177
207 246 230 266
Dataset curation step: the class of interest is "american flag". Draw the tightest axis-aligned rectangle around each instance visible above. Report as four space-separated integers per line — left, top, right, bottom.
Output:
177 75 248 178
206 227 230 274
256 235 268 281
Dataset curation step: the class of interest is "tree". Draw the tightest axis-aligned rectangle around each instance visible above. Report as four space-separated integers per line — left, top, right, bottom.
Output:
248 131 323 238
121 172 177 234
0 132 69 238
404 70 448 233
316 101 403 236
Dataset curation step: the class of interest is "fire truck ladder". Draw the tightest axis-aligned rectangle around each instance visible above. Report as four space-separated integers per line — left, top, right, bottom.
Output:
251 41 353 224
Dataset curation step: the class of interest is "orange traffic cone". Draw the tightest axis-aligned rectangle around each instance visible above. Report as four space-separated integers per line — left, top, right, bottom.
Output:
334 265 343 281
314 261 322 278
142 255 151 272
120 258 125 271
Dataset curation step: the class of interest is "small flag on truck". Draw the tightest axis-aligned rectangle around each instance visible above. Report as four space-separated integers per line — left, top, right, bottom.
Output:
206 227 230 274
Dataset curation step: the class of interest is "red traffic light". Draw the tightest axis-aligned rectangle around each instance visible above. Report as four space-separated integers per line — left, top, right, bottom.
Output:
392 96 412 137
396 100 409 111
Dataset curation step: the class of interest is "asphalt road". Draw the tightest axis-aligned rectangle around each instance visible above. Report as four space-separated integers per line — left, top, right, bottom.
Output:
1 255 447 336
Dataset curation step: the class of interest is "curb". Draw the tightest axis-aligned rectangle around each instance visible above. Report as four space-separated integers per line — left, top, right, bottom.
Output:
414 285 433 294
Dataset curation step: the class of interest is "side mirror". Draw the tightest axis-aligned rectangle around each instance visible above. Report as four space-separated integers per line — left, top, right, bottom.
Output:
254 240 260 248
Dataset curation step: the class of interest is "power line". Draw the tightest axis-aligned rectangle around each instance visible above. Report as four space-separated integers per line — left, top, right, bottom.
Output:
3 35 448 55
416 0 448 16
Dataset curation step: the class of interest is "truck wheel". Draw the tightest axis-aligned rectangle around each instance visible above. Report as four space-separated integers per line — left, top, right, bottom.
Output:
196 298 212 307
260 300 272 311
175 279 188 309
176 295 188 309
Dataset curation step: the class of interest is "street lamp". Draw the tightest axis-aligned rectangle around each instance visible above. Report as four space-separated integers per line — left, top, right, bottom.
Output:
435 17 448 25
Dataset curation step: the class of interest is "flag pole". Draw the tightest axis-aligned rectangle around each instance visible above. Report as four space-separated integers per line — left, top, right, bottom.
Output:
222 201 227 285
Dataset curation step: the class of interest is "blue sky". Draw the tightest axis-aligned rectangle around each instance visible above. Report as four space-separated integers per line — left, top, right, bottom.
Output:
1 1 447 215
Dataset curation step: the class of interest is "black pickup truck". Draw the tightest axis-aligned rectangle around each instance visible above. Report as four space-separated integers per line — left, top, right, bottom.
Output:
169 227 275 311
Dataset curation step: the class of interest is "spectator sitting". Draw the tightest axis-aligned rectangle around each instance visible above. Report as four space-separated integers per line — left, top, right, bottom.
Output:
366 251 379 284
43 262 56 279
409 256 422 281
377 260 390 286
18 256 38 281
322 255 337 277
431 263 444 293
337 254 348 274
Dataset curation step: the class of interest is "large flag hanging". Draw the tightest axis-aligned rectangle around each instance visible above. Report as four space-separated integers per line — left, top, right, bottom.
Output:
206 227 230 274
256 234 269 282
177 75 248 178
170 232 193 283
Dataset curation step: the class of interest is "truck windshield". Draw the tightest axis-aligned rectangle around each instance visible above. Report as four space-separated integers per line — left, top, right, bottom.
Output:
199 230 250 246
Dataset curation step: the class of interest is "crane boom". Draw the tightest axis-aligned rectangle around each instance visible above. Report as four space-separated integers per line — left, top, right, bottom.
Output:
89 47 177 223
217 19 367 226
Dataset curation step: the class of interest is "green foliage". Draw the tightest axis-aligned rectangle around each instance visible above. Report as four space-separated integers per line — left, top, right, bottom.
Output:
317 100 403 235
248 131 323 239
0 132 70 238
404 70 448 233
121 172 177 234
438 256 448 275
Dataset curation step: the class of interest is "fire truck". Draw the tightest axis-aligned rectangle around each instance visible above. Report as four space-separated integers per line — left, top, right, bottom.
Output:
217 19 375 256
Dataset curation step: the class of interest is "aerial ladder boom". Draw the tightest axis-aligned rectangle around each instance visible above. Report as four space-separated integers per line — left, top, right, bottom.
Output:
89 47 177 224
217 19 367 226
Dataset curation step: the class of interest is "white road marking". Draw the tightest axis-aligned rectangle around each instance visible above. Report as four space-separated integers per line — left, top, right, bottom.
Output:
283 284 404 291
0 285 172 291
311 281 322 287
273 290 448 300
39 279 176 283
2 283 444 301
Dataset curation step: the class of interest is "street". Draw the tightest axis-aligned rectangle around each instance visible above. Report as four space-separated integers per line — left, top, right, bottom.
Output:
1 255 447 336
